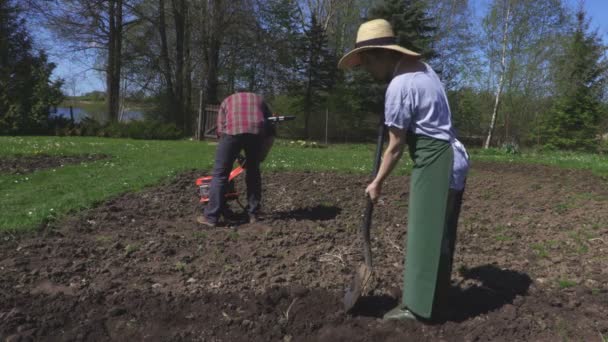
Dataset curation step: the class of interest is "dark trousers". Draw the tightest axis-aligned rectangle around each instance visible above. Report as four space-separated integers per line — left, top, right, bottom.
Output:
433 186 465 315
204 134 263 223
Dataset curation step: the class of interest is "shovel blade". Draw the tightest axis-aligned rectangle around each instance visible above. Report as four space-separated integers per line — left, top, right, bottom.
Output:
343 263 373 312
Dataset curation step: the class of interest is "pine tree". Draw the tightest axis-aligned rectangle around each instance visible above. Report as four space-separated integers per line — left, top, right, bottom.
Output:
0 0 64 134
299 15 337 139
543 8 607 151
368 0 437 60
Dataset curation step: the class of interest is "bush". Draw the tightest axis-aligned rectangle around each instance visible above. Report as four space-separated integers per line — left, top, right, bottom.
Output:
288 140 326 148
598 139 608 155
51 118 182 140
501 141 520 155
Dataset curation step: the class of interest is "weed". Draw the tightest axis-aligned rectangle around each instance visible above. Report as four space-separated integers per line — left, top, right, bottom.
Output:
95 235 112 244
568 231 590 255
532 243 549 258
124 244 138 256
228 231 239 241
554 203 570 214
495 235 512 242
175 261 187 272
591 288 601 295
494 225 511 242
558 279 576 289
457 265 469 275
193 231 208 240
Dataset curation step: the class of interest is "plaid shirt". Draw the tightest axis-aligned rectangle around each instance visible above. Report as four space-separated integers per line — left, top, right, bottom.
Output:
217 92 272 136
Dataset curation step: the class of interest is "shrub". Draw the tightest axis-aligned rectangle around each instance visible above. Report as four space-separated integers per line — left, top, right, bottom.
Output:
501 141 520 155
50 118 182 140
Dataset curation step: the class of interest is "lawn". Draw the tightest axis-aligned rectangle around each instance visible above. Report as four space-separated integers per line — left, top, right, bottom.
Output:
1 135 607 232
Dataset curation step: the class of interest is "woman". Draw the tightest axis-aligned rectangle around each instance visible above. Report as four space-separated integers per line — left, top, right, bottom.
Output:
338 19 469 321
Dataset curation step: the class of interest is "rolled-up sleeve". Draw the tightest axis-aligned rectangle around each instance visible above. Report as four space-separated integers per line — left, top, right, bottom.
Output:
216 101 227 137
384 80 413 130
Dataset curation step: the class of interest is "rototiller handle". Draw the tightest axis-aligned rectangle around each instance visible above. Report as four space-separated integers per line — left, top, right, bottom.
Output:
267 115 296 123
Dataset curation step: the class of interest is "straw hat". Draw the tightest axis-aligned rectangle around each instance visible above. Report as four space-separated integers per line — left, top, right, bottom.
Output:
338 19 420 70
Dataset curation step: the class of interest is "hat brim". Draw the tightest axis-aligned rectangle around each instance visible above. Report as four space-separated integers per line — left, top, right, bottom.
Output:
338 45 421 70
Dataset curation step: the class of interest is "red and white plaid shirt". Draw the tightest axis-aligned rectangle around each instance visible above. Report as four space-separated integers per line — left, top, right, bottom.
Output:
216 92 271 136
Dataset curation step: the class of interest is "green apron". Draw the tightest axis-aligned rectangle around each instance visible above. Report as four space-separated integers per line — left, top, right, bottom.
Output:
402 134 454 319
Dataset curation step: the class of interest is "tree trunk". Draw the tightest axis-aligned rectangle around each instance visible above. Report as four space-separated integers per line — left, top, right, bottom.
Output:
484 0 511 149
205 0 221 105
159 0 177 123
172 0 185 130
106 0 119 122
113 0 123 122
184 3 192 135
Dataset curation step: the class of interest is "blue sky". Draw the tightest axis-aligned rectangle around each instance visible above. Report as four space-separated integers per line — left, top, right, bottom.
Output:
34 0 608 95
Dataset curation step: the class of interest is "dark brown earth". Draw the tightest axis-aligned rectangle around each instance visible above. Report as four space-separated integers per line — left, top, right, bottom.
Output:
1 161 607 341
0 154 108 174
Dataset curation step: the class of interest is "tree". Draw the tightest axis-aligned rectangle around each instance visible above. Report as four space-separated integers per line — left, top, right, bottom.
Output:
0 0 63 134
426 0 476 89
480 0 568 147
543 7 607 151
483 0 511 148
26 0 140 122
368 0 438 61
298 16 337 139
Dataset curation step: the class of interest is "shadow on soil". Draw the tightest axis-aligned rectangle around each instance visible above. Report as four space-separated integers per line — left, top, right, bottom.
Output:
350 265 532 323
271 205 342 221
440 264 532 323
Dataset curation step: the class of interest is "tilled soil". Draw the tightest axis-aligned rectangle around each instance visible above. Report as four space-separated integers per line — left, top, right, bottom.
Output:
0 154 108 174
1 162 608 341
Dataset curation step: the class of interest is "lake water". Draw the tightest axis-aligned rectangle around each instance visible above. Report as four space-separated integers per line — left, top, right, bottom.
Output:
50 107 144 123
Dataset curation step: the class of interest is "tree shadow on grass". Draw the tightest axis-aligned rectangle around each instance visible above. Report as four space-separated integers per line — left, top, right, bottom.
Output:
271 205 342 221
349 265 531 323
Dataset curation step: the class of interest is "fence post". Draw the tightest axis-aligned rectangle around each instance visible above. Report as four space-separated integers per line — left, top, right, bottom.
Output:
197 89 204 141
325 108 328 145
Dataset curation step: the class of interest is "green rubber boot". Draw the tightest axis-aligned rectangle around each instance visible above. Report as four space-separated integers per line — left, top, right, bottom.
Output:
383 307 418 321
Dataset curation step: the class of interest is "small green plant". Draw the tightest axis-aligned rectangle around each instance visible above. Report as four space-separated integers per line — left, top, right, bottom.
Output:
193 231 208 240
554 202 570 214
558 279 576 289
175 261 187 272
531 243 549 258
568 231 590 255
228 231 239 241
591 288 601 295
501 141 520 155
124 244 139 256
495 235 512 242
95 235 112 244
457 265 468 275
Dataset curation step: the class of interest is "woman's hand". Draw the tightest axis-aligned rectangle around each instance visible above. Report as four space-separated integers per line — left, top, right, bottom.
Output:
365 181 382 203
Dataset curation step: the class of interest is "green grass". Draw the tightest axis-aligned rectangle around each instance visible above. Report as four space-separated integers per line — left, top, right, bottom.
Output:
558 279 577 289
2 136 608 233
0 136 399 232
472 148 608 178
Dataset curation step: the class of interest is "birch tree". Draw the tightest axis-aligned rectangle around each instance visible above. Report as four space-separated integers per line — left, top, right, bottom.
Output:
484 0 511 149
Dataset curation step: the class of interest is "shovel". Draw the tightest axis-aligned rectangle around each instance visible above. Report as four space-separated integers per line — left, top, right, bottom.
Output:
344 116 387 312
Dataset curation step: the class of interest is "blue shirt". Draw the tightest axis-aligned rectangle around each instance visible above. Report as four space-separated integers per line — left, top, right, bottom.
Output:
384 63 469 190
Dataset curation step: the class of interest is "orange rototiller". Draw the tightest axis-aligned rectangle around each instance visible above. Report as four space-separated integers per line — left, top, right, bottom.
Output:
196 154 247 208
195 115 295 209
